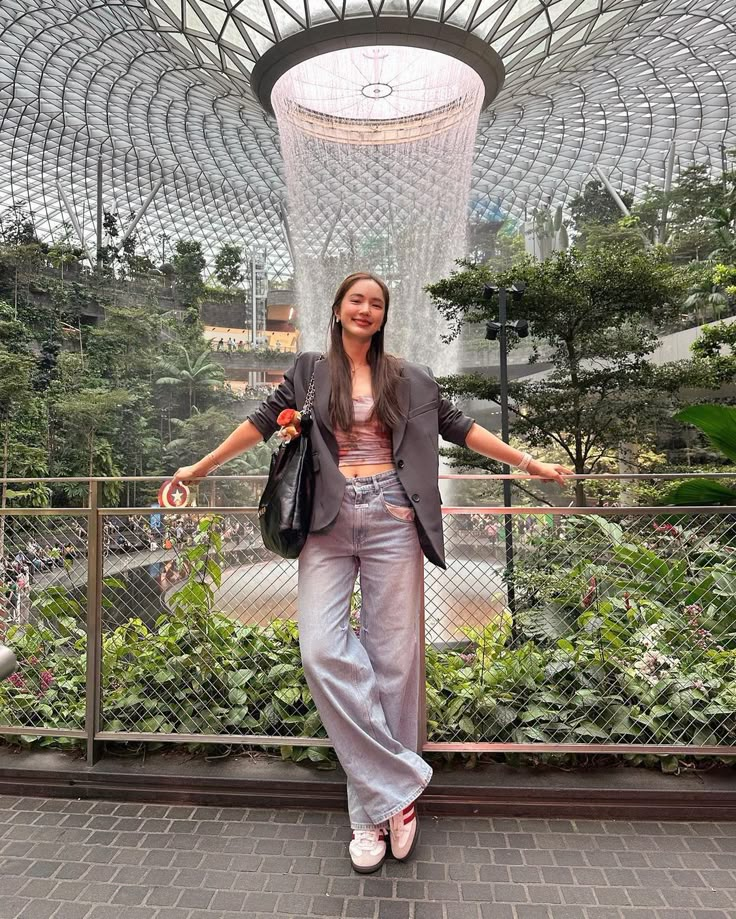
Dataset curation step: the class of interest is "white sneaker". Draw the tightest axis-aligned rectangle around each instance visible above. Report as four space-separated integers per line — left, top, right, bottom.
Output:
388 802 418 861
349 827 387 873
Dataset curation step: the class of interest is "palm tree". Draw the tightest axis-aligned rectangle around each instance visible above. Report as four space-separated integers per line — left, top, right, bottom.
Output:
708 206 736 261
684 280 728 325
155 345 224 416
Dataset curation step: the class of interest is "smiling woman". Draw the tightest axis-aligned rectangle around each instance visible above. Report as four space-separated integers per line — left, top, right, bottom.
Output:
170 269 572 874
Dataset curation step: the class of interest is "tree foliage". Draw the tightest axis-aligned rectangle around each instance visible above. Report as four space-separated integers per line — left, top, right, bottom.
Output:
172 239 206 308
213 244 244 290
0 212 274 508
427 246 692 505
570 180 634 231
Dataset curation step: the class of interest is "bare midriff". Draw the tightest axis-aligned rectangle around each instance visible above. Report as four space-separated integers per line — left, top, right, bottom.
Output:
339 461 396 478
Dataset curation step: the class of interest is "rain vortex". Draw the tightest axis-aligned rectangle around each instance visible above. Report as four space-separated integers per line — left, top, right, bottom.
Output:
272 46 484 370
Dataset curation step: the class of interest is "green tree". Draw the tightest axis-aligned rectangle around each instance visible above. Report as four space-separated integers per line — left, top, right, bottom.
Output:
464 214 526 269
0 202 39 246
87 305 160 386
426 246 688 506
629 164 736 260
0 241 45 318
569 180 634 249
213 244 244 290
709 204 736 261
47 226 82 283
570 180 634 231
172 240 206 309
0 299 32 353
155 345 224 418
684 279 729 325
688 317 736 382
53 387 134 478
0 346 35 551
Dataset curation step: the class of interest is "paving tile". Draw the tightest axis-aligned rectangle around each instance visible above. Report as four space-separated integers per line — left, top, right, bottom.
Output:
50 904 91 919
2 795 736 919
310 894 345 915
376 901 412 919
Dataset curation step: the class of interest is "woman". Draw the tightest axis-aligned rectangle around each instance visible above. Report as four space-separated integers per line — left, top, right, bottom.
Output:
171 271 573 873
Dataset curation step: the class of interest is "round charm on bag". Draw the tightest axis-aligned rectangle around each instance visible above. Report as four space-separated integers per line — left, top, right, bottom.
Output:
158 480 191 509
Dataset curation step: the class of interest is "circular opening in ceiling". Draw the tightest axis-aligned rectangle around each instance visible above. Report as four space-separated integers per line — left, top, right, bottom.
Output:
271 45 486 145
251 17 505 117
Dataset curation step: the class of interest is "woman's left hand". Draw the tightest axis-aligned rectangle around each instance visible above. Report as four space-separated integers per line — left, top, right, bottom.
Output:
526 460 575 486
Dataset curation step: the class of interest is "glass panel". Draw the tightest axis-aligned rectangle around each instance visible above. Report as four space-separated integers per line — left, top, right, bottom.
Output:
198 2 228 34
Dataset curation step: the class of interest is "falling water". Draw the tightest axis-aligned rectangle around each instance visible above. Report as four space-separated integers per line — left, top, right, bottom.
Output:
272 46 484 372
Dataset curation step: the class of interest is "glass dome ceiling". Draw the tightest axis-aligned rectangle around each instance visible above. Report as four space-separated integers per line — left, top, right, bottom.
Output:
0 1 734 280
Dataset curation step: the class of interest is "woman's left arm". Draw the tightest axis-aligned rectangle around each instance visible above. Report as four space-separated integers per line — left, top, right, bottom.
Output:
464 423 574 487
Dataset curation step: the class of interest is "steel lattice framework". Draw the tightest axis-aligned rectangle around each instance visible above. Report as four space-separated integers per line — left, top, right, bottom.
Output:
1 1 734 279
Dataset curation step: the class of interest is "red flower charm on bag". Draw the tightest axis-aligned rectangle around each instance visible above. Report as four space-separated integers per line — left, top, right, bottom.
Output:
276 408 302 444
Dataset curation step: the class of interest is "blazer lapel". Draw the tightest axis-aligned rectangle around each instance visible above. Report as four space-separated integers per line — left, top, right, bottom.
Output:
312 357 339 460
392 374 411 457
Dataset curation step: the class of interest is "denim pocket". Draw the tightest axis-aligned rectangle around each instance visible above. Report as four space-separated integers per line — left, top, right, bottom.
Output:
379 485 415 523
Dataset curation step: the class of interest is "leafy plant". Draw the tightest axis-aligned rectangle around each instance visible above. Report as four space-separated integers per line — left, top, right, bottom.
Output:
4 508 736 774
664 404 736 505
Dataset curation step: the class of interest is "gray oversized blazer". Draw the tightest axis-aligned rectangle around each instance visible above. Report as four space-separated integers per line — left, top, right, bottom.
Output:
247 351 475 568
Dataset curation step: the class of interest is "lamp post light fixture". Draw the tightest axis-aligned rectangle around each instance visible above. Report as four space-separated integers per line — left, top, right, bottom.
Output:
483 282 528 620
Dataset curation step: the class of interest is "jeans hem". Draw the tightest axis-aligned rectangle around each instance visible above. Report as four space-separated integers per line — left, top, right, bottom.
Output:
370 761 433 825
350 820 389 831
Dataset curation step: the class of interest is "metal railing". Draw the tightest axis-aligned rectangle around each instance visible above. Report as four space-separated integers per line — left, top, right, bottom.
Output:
2 474 736 765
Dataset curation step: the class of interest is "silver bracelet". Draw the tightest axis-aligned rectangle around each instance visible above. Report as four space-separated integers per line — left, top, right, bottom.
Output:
517 451 533 472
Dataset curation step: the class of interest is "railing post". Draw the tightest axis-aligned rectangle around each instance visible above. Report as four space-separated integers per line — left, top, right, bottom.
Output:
85 480 103 765
419 575 428 753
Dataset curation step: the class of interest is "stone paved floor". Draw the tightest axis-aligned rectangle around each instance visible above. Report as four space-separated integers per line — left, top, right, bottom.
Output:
1 794 735 919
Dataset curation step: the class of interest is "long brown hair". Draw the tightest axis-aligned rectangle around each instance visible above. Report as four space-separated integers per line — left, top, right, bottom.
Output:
327 272 403 432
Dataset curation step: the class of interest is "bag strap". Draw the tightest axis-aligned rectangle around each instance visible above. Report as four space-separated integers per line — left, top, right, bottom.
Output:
301 354 324 418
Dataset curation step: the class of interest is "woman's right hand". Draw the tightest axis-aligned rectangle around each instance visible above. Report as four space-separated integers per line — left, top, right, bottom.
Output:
170 463 206 489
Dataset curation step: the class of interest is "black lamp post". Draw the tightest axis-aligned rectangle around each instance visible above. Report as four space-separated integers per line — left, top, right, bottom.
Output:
483 282 528 619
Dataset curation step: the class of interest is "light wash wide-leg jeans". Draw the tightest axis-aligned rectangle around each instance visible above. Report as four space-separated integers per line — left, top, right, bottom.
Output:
297 470 433 830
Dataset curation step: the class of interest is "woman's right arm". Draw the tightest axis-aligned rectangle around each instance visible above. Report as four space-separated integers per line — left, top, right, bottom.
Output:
170 420 266 487
169 353 304 487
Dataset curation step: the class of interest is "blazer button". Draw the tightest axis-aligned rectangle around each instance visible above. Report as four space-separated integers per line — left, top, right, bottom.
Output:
397 459 405 469
411 494 420 502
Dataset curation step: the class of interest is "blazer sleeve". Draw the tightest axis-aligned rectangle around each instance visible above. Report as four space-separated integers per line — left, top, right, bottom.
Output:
425 366 476 447
246 352 304 441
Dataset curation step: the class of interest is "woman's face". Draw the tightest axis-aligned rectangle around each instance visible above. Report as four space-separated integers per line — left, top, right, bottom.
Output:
335 279 386 341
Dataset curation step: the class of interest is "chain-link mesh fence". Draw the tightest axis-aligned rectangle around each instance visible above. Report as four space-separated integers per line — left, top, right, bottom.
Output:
98 508 304 742
426 508 736 750
4 478 736 756
0 511 88 737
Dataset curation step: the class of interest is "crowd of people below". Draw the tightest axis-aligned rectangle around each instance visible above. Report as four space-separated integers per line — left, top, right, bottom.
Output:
212 335 274 352
203 326 299 354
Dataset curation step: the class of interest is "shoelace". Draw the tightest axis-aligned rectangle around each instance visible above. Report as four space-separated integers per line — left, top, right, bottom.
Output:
352 829 383 851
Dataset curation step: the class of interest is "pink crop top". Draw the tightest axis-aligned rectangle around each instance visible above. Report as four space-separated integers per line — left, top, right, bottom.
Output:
335 396 393 465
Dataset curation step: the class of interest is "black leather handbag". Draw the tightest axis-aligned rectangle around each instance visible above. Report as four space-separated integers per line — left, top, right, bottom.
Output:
258 362 319 559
